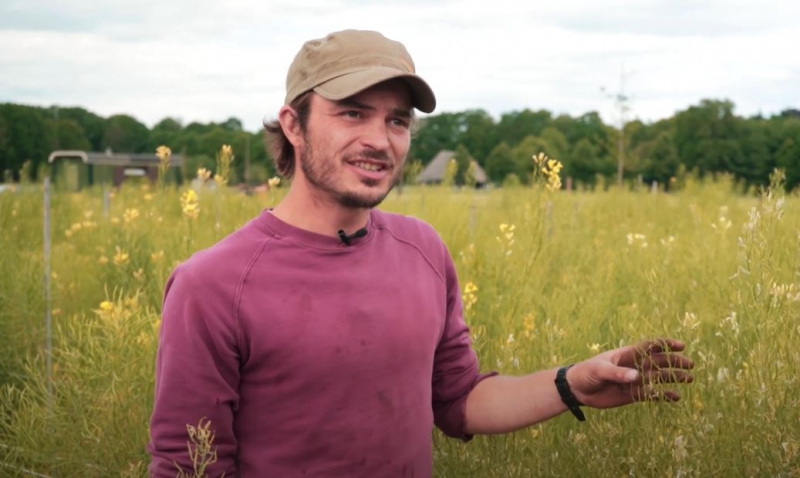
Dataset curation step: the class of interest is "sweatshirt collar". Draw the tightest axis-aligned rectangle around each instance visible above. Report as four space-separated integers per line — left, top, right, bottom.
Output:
258 208 375 251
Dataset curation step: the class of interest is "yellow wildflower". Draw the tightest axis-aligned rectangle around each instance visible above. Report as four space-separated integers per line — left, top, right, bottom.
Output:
123 208 140 223
144 193 153 201
533 152 563 191
221 144 233 159
215 144 234 186
156 145 172 162
522 314 536 338
98 256 109 265
197 168 212 182
136 332 151 346
99 301 114 312
268 176 281 188
113 246 129 266
181 189 200 219
462 281 479 311
151 250 164 262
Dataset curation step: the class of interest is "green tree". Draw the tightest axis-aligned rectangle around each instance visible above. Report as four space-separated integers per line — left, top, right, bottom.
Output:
453 144 472 186
485 142 515 184
220 117 244 131
59 107 106 151
776 138 800 192
570 138 602 189
735 119 771 189
673 99 739 178
0 104 54 180
409 112 462 164
103 114 149 152
54 119 91 151
149 118 183 152
496 109 552 146
640 131 680 189
459 109 497 164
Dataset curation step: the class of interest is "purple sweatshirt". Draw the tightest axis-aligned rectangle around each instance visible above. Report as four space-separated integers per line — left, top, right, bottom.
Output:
148 208 496 477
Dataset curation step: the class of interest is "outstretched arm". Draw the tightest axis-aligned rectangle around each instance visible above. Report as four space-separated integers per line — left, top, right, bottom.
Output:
463 338 694 435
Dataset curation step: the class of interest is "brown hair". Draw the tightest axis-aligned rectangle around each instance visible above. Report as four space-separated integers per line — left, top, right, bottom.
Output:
263 92 312 179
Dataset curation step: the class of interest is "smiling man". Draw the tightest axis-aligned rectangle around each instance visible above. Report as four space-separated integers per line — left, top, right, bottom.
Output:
147 29 694 478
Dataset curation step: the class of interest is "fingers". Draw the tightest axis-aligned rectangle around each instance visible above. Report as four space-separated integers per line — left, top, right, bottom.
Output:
641 368 694 385
631 385 683 403
639 338 686 355
633 387 681 402
596 361 640 384
639 353 695 371
616 338 692 368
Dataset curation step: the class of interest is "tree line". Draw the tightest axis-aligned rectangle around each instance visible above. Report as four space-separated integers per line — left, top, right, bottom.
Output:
1 100 799 191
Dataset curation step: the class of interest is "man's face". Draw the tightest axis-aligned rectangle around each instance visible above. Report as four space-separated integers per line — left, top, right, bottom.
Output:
296 79 413 209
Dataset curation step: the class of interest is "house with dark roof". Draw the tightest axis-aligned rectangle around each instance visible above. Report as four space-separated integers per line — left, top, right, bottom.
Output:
416 150 488 187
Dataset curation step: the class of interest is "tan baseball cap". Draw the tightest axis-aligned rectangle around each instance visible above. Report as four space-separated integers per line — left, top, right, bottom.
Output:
284 29 436 113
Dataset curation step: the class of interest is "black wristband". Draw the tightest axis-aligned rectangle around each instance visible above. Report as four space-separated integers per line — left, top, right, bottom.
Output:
555 365 586 422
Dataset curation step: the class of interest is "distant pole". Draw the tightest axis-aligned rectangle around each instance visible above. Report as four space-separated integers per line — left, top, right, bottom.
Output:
53 105 59 150
468 204 476 241
103 184 110 218
245 135 251 191
616 65 628 188
601 64 633 188
43 177 53 408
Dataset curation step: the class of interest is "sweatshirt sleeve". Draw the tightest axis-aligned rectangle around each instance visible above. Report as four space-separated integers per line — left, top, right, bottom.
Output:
148 264 241 477
431 246 497 442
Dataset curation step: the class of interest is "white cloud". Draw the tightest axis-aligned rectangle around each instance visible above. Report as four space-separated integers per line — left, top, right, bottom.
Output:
1 0 797 131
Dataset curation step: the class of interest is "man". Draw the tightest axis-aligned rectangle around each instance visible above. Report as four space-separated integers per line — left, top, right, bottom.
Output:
147 29 693 477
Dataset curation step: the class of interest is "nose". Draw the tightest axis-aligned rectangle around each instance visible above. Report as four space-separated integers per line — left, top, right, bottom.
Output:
359 118 390 153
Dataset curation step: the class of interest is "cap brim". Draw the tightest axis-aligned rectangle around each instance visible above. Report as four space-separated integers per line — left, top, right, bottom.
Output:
313 67 436 113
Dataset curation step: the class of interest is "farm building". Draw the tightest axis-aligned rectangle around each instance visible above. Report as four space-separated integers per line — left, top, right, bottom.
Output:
416 150 488 187
48 150 184 191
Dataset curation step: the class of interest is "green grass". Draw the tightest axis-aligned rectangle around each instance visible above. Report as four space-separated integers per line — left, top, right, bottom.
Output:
1 174 799 477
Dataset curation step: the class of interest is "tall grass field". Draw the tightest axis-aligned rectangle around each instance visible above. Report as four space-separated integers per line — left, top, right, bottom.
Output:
1 166 799 477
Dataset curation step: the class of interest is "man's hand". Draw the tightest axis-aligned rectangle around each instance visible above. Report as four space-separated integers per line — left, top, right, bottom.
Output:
566 338 694 409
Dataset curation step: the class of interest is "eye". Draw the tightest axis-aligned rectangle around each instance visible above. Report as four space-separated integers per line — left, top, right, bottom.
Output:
342 110 362 119
390 117 410 129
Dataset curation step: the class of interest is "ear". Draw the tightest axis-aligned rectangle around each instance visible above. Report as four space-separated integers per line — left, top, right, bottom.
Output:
278 105 304 149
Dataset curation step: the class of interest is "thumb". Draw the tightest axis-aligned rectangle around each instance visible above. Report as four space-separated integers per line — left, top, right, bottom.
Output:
597 361 639 384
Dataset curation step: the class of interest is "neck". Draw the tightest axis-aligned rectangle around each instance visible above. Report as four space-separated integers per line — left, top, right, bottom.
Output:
271 179 371 237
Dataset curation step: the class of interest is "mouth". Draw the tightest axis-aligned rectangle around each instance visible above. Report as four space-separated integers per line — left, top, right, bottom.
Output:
348 160 390 173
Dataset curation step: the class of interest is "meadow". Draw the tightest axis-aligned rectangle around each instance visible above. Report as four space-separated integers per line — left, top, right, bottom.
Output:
0 161 799 477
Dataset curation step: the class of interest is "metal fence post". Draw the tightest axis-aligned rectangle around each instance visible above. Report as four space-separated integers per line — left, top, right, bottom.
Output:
43 177 53 409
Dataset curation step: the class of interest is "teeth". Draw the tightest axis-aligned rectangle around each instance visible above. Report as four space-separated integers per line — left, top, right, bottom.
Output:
354 162 383 172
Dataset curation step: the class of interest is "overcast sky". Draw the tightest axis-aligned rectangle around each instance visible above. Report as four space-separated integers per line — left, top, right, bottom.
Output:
1 0 798 132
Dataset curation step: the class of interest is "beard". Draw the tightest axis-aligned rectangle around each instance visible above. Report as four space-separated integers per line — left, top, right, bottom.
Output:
299 138 403 209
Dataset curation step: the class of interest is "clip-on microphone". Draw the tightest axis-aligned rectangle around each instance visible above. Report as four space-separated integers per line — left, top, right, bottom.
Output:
337 227 368 246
